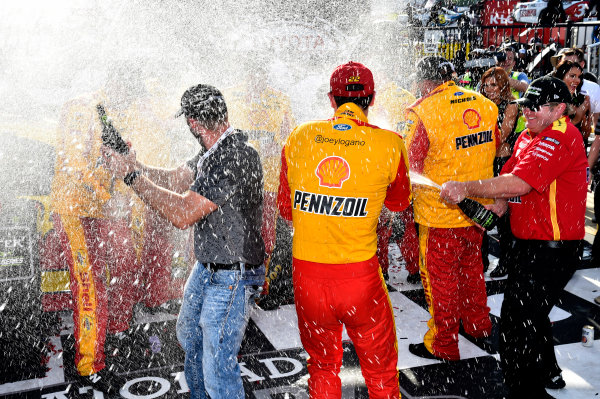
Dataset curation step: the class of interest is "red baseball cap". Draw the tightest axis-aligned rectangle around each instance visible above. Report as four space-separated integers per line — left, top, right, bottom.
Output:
329 61 374 97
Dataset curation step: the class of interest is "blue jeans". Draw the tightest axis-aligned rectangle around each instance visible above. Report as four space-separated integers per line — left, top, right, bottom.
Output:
176 262 265 399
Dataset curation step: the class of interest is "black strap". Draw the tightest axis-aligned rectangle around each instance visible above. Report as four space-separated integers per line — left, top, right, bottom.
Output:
515 238 582 250
124 170 141 186
205 262 260 271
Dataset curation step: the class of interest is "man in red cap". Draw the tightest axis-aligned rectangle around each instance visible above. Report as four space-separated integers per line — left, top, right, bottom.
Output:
277 61 411 398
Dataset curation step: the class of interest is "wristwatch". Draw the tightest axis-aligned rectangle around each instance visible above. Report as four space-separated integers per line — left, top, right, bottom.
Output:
124 170 141 186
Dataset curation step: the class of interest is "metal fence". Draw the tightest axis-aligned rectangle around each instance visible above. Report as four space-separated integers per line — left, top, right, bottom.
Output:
407 21 600 75
587 42 600 76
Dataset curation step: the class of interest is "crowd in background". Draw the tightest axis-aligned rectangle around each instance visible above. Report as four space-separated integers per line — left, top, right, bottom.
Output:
424 40 600 283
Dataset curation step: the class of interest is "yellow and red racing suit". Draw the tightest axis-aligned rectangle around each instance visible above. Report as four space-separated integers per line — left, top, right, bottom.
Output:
370 82 419 277
124 98 181 307
50 93 138 376
277 102 411 398
50 213 137 376
404 81 497 360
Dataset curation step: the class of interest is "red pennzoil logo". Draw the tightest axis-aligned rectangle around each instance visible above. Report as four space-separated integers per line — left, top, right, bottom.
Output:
315 156 350 188
462 109 481 129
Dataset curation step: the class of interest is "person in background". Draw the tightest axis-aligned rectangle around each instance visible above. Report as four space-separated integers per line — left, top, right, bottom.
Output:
515 46 529 71
538 0 567 26
550 47 600 130
500 44 529 150
441 76 586 398
223 63 295 309
587 120 600 265
498 45 530 98
278 61 411 398
370 72 420 284
527 41 545 79
458 48 487 90
553 60 593 144
102 84 265 398
586 68 600 270
404 56 497 361
111 70 183 314
585 0 600 18
48 65 159 391
551 47 600 139
223 63 295 257
480 67 521 278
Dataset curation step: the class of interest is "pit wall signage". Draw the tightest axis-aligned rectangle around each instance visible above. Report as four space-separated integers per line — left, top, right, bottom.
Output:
483 0 589 26
0 227 33 282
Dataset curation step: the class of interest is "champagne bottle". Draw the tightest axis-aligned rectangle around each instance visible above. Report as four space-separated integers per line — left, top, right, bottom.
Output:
96 104 129 154
457 197 499 230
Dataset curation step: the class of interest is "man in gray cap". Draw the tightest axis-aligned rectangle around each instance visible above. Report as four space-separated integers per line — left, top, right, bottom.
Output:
102 84 265 398
403 56 498 361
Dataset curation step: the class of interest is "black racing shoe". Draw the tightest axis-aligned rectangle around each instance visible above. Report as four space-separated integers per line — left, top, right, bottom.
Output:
490 264 508 278
546 374 566 389
408 343 448 361
406 272 421 284
79 366 127 395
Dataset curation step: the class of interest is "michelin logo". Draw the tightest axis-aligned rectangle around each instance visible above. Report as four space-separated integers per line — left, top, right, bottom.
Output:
293 190 368 217
450 96 475 104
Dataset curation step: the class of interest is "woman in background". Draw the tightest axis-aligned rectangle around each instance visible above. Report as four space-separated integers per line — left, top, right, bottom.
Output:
553 60 593 145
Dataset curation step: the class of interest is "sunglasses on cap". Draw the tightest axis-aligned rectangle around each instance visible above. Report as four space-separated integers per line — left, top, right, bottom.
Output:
522 102 561 112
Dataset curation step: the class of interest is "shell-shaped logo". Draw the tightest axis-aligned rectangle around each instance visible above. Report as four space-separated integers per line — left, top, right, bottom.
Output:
315 156 350 188
462 109 481 129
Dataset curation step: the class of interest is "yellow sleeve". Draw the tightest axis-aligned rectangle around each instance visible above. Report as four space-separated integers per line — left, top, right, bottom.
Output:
53 100 112 207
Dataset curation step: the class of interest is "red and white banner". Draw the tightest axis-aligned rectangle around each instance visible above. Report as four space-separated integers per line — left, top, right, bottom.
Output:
483 0 520 26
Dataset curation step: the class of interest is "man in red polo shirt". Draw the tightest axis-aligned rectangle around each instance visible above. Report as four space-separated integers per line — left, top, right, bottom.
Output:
441 76 588 399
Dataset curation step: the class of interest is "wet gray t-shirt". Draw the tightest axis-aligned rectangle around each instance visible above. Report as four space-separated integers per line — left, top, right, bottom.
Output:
188 130 265 265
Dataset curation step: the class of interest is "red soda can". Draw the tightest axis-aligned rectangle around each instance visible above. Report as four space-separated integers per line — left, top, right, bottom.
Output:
582 325 594 347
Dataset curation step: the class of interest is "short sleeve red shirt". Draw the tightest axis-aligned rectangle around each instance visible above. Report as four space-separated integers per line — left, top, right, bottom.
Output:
501 117 588 240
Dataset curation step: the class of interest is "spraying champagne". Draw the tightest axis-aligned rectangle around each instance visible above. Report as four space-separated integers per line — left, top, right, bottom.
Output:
409 171 499 230
96 104 129 154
